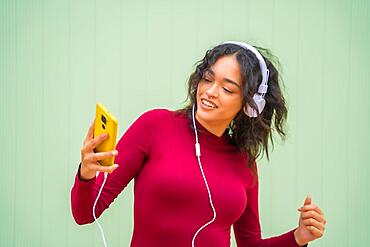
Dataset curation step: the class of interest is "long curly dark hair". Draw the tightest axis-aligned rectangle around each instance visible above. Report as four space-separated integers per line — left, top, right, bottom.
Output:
175 42 288 172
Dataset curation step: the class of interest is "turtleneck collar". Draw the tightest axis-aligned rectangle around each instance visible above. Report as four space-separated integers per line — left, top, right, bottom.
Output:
193 115 232 146
173 109 239 153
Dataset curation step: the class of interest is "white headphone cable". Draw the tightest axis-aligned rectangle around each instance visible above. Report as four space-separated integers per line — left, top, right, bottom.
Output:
191 104 217 247
93 171 109 247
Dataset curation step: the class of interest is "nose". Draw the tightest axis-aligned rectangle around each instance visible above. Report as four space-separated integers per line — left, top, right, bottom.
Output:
205 83 219 98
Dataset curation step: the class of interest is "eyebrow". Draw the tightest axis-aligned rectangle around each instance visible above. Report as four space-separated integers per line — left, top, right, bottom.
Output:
206 68 241 89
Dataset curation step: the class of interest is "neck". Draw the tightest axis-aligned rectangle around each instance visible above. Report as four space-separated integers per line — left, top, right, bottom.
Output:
195 113 230 137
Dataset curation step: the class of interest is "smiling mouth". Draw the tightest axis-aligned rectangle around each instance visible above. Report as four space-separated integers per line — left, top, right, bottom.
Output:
201 99 218 108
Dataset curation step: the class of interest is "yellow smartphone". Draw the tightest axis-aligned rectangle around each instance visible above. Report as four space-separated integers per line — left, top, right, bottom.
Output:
94 103 118 166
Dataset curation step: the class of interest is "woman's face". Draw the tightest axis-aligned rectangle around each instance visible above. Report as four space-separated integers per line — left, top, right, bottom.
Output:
196 55 243 135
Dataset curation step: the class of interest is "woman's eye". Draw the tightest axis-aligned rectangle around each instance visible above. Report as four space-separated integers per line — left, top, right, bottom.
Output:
203 78 212 82
223 88 232 93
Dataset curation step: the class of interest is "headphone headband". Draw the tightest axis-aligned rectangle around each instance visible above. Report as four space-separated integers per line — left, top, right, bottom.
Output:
222 41 269 95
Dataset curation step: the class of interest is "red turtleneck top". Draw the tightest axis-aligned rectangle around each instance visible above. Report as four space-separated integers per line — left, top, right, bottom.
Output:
71 109 303 247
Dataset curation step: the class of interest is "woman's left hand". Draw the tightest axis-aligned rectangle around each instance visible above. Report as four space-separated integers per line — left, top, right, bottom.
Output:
294 195 326 246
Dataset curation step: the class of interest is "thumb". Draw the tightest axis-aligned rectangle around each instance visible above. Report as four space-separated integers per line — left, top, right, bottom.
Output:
111 164 119 172
303 194 312 206
103 164 119 174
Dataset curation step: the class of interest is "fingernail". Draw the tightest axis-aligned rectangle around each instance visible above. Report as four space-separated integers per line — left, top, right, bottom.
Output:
112 150 118 155
113 164 119 169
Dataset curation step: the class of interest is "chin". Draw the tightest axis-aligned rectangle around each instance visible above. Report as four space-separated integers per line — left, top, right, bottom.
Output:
196 104 219 120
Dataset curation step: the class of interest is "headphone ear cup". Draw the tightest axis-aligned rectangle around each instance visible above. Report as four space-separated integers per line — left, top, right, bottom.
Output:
243 105 257 118
253 94 266 114
243 94 266 117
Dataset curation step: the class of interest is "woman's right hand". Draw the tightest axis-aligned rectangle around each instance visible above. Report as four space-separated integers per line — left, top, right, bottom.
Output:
79 119 119 181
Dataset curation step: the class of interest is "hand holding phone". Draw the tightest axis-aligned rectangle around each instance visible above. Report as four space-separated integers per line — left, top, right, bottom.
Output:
93 103 118 166
79 103 119 181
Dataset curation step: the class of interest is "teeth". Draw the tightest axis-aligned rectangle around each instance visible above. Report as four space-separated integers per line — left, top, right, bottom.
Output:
202 99 217 108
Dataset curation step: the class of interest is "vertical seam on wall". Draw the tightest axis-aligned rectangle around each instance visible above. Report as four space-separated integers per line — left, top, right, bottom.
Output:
295 0 302 203
94 0 96 104
170 0 174 106
320 0 327 216
13 0 18 245
346 0 353 245
40 0 45 245
119 0 123 131
66 0 71 243
145 1 149 109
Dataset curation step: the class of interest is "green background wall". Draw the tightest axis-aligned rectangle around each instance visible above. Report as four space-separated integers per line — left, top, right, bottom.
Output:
1 0 369 246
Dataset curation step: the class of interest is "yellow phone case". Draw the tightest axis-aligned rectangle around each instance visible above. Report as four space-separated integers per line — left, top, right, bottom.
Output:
94 103 118 166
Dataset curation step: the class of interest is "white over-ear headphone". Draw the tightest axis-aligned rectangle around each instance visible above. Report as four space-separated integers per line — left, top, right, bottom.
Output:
222 41 270 117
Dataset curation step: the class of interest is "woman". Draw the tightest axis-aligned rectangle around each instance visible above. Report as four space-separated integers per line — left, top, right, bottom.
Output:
71 41 326 246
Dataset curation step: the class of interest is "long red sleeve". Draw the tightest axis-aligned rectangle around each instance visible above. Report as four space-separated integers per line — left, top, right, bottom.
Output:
71 109 157 224
71 109 305 247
